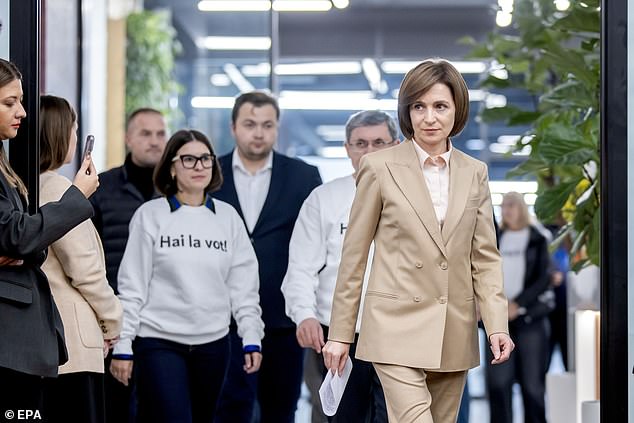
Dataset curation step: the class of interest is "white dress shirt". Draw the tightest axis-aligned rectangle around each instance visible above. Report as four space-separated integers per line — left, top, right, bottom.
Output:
413 141 452 226
281 175 371 333
232 149 273 233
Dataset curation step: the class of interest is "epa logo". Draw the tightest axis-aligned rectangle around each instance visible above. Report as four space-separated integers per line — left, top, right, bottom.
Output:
4 409 42 420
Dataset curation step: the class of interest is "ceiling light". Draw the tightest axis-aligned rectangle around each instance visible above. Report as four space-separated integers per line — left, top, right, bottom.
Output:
554 0 570 11
488 181 538 194
191 95 398 111
210 73 231 86
497 0 514 12
241 63 272 77
223 63 255 92
197 36 271 50
332 0 350 9
316 125 346 141
496 11 513 27
198 1 271 12
381 60 487 74
276 61 362 75
272 0 332 12
362 58 388 94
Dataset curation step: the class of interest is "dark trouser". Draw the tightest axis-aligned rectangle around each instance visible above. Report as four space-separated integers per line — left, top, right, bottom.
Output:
304 349 328 423
456 380 469 423
134 336 230 423
0 367 45 423
320 326 388 423
43 371 105 423
215 327 304 423
485 318 550 423
104 352 136 423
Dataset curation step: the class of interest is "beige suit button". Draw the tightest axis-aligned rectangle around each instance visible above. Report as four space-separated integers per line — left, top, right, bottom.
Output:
413 296 421 302
438 296 447 304
440 262 448 270
415 262 423 269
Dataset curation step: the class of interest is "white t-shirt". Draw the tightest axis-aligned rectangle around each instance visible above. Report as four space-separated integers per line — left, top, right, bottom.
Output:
499 227 530 300
114 196 264 355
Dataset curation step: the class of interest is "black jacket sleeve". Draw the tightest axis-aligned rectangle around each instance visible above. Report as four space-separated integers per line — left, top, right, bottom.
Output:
0 185 93 257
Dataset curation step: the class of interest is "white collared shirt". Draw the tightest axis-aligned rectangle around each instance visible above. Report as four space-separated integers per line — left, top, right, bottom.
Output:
413 141 452 226
232 149 273 233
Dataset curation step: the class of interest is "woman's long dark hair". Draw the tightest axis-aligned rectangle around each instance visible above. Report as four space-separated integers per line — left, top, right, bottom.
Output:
0 59 27 198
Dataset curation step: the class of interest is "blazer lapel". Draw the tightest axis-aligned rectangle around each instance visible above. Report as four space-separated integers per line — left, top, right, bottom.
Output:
252 151 284 234
441 151 475 243
386 141 447 257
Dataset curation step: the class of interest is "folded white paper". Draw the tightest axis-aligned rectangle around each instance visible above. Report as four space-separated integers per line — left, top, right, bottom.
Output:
319 357 353 416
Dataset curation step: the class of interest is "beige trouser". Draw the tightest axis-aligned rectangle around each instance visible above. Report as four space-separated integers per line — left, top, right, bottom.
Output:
373 363 467 423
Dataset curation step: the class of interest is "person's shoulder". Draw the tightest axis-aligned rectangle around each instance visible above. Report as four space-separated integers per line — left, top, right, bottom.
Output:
40 172 72 203
136 197 169 215
318 175 353 194
213 197 239 215
98 165 125 182
452 148 487 170
274 152 318 173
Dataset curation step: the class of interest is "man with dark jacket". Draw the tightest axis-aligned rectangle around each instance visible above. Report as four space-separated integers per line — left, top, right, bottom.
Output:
90 108 167 423
213 92 322 423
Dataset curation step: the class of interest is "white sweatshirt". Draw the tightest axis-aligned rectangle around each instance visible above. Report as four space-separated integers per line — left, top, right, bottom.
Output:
114 196 264 356
281 175 371 332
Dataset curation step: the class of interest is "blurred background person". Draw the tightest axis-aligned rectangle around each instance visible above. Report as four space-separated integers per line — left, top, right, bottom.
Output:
90 107 167 423
485 191 553 423
282 110 397 423
111 130 264 423
213 91 322 423
0 58 98 415
38 94 123 423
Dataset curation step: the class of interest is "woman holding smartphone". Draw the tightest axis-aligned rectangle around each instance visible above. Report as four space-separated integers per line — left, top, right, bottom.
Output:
38 95 122 423
0 60 99 413
111 130 264 423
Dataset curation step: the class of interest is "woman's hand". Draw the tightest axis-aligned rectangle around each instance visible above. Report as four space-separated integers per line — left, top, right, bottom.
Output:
103 337 119 358
72 155 99 198
110 359 133 386
322 340 350 376
489 333 515 365
243 352 262 374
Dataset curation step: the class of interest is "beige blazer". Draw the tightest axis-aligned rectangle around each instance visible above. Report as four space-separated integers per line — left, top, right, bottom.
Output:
328 140 508 371
40 171 122 374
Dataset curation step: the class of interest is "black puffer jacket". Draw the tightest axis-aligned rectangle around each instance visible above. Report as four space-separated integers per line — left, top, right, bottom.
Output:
89 162 155 293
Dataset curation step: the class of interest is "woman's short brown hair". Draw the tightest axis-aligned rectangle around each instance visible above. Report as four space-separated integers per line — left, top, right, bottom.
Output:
154 129 223 197
397 58 470 140
39 95 77 173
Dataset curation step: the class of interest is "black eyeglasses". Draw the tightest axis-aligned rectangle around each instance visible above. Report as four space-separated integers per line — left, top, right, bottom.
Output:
172 154 215 169
347 139 395 151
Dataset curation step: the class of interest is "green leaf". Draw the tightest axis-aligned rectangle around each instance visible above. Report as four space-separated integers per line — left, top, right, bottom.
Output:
534 180 579 222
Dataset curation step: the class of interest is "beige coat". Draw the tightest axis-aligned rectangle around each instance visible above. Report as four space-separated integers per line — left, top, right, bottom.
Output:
328 140 508 371
40 171 122 374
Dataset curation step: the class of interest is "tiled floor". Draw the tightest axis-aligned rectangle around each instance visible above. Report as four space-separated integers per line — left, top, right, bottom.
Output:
295 330 566 423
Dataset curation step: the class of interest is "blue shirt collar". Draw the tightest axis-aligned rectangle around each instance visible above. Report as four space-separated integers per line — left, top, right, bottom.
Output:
167 194 216 213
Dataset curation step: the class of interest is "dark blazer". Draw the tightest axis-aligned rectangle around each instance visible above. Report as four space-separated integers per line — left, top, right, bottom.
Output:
214 151 322 329
90 162 155 293
0 172 93 377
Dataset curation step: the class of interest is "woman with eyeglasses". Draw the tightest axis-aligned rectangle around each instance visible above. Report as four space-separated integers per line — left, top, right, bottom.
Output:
110 130 264 423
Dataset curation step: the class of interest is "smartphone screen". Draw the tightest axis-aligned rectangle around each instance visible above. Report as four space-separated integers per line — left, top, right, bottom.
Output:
82 135 95 174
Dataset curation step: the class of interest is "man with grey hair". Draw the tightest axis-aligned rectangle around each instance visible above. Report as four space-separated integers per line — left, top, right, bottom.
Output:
282 110 398 422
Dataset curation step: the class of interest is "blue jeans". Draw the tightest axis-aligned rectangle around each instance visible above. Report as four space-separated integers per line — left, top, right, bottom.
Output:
133 335 230 423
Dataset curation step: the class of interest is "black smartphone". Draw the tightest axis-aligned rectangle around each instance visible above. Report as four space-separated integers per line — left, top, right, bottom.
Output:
82 135 95 174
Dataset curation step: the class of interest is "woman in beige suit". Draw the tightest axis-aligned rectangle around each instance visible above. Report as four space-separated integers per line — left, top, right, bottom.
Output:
323 59 515 423
38 95 122 423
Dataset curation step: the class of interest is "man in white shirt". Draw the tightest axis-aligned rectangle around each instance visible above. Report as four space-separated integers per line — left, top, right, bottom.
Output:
282 110 399 422
213 92 322 423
